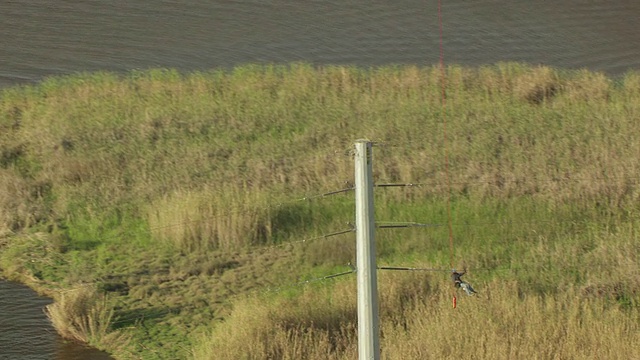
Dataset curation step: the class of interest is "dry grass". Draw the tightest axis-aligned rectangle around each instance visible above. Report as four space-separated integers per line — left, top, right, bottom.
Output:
2 64 640 245
147 187 274 251
0 170 23 236
45 286 128 350
512 65 559 104
193 281 358 360
1 63 639 359
0 169 50 235
196 275 639 360
382 282 639 360
194 225 639 360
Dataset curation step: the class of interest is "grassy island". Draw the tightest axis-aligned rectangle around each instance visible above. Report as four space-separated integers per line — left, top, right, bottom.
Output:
1 63 639 359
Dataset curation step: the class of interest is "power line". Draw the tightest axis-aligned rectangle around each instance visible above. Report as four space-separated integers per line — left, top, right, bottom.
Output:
378 265 506 273
69 183 355 245
266 268 356 293
246 226 355 253
30 226 357 304
299 186 354 200
373 176 640 189
54 213 632 300
26 216 633 285
146 184 354 233
30 216 631 303
109 267 358 328
56 145 640 248
376 222 445 229
374 183 420 188
382 217 634 230
378 266 451 272
28 215 633 284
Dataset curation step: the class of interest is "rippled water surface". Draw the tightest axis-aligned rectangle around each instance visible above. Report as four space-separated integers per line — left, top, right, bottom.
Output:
0 280 113 359
1 1 639 358
1 1 639 89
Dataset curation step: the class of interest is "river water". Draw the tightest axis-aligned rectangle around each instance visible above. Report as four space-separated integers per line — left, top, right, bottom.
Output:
1 1 639 90
1 1 639 359
0 280 112 360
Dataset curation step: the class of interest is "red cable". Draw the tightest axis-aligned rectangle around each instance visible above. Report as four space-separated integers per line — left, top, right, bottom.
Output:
438 0 458 309
438 0 455 272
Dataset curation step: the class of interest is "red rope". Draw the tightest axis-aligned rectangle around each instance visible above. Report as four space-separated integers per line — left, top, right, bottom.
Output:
438 0 455 271
438 0 457 308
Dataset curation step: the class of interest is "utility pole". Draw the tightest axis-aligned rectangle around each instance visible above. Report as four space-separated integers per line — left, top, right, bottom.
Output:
354 139 380 360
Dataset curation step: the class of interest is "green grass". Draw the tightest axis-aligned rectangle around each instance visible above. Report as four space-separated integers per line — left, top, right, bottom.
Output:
0 63 639 359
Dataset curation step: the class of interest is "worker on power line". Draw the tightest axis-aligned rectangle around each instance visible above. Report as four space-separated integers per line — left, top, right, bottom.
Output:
451 269 477 296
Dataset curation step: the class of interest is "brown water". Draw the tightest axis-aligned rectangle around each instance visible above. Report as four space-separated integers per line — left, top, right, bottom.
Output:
0 1 638 89
0 1 638 358
0 280 113 360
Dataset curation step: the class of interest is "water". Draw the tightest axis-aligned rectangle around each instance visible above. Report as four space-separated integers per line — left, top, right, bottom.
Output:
0 280 113 360
0 1 638 358
0 1 638 89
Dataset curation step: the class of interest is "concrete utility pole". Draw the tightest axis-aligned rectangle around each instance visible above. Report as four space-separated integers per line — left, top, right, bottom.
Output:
354 139 381 360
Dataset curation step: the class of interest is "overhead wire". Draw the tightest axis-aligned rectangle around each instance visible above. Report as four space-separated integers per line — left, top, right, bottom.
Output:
70 183 355 245
108 266 358 329
262 268 357 295
378 266 451 272
376 221 445 229
69 175 638 250
27 183 360 329
372 175 640 188
112 254 519 358
34 142 640 327
242 226 355 255
31 188 634 294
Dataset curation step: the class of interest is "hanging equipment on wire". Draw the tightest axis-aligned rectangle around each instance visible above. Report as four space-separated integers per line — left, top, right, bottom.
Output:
451 268 478 296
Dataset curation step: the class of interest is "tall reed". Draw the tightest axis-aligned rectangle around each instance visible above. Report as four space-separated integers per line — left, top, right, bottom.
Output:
1 63 639 359
194 274 639 360
45 286 126 349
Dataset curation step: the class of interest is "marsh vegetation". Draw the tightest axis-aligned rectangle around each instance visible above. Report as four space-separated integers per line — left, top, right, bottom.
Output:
0 63 638 359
